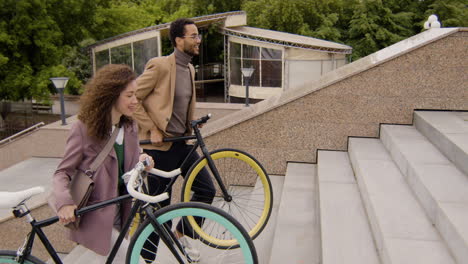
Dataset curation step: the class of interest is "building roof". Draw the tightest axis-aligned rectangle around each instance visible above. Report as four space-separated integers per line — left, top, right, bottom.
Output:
89 10 352 55
89 11 246 49
223 26 352 54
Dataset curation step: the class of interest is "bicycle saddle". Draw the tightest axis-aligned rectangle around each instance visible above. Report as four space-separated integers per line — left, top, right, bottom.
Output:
0 186 45 209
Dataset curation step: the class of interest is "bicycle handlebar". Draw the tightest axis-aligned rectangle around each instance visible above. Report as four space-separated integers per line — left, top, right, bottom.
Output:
124 160 181 204
139 113 211 145
191 113 211 127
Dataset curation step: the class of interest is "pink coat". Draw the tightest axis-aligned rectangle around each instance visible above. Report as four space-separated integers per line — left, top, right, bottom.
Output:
52 120 140 255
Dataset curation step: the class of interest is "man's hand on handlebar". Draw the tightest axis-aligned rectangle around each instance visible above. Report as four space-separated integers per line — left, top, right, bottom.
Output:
150 129 164 146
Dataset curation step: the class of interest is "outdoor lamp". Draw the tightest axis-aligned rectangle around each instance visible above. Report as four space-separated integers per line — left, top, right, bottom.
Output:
241 67 255 107
50 77 69 125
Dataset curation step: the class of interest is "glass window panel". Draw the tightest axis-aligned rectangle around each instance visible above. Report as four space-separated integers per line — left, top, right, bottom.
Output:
336 59 347 68
111 44 132 67
261 48 282 60
261 60 282 87
133 37 159 75
242 45 260 59
95 50 109 71
242 59 260 86
230 42 241 59
288 60 321 89
322 60 333 74
230 58 242 85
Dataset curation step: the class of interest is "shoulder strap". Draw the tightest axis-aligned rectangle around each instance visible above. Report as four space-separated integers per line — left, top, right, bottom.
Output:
88 127 120 173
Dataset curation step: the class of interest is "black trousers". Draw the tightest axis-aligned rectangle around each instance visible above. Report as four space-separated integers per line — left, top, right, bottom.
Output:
141 142 215 261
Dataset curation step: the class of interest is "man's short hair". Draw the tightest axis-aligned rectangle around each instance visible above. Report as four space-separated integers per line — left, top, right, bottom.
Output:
169 18 196 47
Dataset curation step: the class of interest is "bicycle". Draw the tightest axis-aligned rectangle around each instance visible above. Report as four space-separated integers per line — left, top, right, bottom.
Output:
0 160 258 264
139 114 273 249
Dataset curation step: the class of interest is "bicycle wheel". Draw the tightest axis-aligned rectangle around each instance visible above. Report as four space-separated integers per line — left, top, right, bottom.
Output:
182 148 272 248
126 202 258 264
0 250 45 264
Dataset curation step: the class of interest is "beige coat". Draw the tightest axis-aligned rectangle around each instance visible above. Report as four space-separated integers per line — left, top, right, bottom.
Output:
52 120 139 255
133 52 196 151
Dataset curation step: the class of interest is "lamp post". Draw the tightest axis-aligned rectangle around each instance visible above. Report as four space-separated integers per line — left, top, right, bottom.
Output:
241 67 254 107
50 77 69 125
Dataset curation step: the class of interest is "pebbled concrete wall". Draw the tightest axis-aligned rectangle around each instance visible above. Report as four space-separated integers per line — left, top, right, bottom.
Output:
202 29 468 175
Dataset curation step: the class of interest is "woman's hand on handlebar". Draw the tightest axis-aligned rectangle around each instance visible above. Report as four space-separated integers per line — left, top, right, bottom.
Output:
57 204 77 225
139 154 154 171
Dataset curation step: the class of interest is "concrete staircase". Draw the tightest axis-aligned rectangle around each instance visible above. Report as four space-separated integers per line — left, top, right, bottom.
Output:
3 111 468 263
257 110 467 263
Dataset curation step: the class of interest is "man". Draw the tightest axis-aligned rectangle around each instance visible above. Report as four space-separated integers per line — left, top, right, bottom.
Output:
133 18 215 261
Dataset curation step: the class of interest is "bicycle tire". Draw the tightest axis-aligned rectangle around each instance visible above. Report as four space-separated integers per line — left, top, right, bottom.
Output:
126 202 258 264
0 250 45 264
181 148 273 248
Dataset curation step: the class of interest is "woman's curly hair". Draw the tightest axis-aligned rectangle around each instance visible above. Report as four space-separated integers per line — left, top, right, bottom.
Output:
78 64 137 141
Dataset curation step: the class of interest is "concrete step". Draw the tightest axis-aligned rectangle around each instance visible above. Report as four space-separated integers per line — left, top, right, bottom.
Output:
155 176 285 263
317 150 380 264
348 138 455 264
156 175 285 264
381 124 468 264
269 163 319 264
251 175 285 264
414 111 468 176
46 253 68 264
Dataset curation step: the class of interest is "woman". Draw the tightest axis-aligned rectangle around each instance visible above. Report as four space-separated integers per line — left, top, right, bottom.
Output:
51 64 152 263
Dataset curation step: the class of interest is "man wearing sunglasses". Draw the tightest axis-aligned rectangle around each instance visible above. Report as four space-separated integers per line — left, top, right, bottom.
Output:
133 18 215 262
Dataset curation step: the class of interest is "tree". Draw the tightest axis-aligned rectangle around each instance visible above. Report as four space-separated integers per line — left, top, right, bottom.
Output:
243 0 312 35
425 0 468 27
91 1 158 40
348 0 413 59
0 0 64 100
191 0 243 16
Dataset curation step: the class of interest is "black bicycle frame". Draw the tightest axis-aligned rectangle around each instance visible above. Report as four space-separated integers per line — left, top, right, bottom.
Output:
18 192 187 264
159 126 231 201
16 195 130 264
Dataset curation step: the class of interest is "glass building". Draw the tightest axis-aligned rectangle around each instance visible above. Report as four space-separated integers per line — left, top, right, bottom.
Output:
89 11 352 103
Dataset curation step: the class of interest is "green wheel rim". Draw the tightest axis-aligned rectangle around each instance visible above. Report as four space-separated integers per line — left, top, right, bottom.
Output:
129 207 254 264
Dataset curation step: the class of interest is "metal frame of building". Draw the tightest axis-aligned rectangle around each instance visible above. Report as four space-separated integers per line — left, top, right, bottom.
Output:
89 11 246 50
222 28 352 54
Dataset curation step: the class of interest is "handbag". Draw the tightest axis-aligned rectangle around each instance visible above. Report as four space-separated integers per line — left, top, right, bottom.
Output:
66 127 119 229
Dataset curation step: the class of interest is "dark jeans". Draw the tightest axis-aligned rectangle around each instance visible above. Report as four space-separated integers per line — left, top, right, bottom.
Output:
141 142 215 261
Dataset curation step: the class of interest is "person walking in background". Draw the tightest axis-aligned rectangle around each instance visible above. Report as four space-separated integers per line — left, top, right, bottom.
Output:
133 18 215 261
51 64 152 264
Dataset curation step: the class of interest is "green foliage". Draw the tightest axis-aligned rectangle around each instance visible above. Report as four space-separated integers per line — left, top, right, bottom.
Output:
91 1 157 39
34 65 81 100
0 0 63 100
61 39 95 95
348 0 414 59
426 0 468 27
243 0 311 35
1 0 467 101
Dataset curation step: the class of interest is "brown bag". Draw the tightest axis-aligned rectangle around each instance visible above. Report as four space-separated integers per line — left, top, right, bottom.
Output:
66 128 119 230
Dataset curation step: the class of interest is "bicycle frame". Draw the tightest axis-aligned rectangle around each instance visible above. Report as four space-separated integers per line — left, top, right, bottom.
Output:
13 193 186 264
159 125 232 201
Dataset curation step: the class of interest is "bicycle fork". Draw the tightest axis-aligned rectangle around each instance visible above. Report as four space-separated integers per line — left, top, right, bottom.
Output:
194 128 232 202
144 207 188 264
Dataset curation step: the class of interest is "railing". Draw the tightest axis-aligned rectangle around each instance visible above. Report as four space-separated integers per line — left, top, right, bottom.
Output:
0 122 45 146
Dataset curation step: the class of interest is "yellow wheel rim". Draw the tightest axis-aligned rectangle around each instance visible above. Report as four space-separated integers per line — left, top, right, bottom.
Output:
183 150 271 247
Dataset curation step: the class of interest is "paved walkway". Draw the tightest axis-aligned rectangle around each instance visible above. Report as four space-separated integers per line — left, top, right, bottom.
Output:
0 157 61 221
